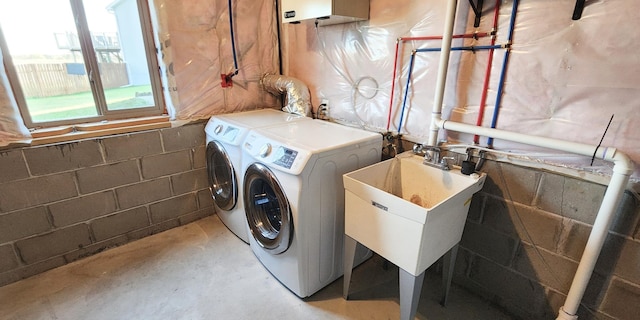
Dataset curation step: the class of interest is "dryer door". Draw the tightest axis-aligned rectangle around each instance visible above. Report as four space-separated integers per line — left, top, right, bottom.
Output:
206 141 237 211
243 163 292 254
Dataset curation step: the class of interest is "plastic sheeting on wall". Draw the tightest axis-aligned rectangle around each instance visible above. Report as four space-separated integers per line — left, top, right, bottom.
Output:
282 0 640 180
0 0 282 146
151 0 281 119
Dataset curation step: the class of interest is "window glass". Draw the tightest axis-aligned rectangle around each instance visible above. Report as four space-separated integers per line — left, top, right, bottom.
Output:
83 0 156 112
0 0 163 127
0 0 98 123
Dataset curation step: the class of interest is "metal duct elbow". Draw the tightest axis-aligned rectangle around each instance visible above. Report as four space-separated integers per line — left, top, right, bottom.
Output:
261 74 312 117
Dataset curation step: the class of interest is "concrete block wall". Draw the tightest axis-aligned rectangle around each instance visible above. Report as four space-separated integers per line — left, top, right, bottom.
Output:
0 121 213 286
455 159 640 320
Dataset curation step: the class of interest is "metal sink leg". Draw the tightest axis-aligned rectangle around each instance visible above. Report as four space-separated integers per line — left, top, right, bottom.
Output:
399 268 425 320
343 235 357 299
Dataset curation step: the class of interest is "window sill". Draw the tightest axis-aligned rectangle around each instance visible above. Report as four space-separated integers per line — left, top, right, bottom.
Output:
28 116 171 146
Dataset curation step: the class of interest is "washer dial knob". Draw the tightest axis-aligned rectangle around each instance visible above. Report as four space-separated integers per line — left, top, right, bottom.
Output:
259 143 272 158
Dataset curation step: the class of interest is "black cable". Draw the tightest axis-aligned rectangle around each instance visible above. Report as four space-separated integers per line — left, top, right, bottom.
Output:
591 114 614 166
275 0 283 75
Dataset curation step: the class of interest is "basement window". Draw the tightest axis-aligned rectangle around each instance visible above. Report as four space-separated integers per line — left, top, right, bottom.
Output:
0 0 165 130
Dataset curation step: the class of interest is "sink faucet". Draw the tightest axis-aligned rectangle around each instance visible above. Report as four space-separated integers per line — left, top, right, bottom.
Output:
412 144 455 170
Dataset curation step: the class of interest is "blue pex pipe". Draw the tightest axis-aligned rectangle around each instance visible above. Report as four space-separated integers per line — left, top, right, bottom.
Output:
396 44 503 133
488 0 519 146
415 44 504 53
397 53 417 134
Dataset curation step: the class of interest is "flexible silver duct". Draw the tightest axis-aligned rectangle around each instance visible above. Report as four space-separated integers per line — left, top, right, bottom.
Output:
261 74 312 117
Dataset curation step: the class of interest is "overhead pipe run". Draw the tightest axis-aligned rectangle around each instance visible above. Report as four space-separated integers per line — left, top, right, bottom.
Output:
397 43 505 135
474 0 501 144
386 32 492 132
429 2 633 320
487 0 519 147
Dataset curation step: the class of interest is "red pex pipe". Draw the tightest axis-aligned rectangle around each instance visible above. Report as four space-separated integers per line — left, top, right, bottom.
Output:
386 40 401 131
473 0 501 144
385 32 491 131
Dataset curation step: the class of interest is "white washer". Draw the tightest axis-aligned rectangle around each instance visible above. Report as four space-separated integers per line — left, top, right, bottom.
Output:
241 119 381 297
204 109 311 243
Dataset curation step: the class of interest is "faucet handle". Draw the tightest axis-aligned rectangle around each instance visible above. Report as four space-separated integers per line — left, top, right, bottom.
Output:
440 156 456 170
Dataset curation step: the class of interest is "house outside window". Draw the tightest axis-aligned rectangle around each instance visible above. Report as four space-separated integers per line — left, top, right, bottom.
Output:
0 0 164 129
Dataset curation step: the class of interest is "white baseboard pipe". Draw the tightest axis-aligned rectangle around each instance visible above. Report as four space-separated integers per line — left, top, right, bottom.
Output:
431 2 634 319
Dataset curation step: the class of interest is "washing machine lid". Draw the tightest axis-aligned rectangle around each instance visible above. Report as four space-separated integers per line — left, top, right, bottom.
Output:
244 163 292 254
205 109 311 146
242 120 381 175
206 141 237 211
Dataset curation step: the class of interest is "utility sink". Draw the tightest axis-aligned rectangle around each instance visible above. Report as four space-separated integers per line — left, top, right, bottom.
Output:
343 151 486 275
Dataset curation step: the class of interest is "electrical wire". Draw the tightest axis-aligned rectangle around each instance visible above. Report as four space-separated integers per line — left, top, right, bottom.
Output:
228 0 239 75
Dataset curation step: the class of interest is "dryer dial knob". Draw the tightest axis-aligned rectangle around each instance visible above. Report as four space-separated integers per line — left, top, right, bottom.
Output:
214 125 223 135
259 143 272 158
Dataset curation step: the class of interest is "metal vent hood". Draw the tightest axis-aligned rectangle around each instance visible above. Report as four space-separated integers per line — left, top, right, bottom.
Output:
281 0 369 26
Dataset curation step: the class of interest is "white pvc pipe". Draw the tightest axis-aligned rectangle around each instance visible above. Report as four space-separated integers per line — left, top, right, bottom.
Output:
430 2 634 320
428 0 459 147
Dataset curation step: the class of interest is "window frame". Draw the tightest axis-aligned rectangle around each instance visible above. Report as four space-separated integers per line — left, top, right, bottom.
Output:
0 0 165 130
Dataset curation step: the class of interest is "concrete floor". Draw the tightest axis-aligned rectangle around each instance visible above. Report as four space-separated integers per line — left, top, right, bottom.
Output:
0 215 515 319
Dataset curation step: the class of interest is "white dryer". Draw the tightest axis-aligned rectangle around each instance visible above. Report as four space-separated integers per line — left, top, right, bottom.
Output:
204 109 310 243
241 119 381 297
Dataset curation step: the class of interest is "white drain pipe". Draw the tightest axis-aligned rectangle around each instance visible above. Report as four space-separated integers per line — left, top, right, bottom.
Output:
429 1 634 319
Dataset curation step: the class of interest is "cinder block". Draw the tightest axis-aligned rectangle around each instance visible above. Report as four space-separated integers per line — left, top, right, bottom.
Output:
126 219 181 241
0 244 19 273
149 194 197 223
161 122 206 152
466 193 484 223
0 207 51 243
179 207 214 225
561 177 606 224
102 131 163 162
595 234 640 284
141 150 191 179
63 235 129 262
481 161 541 206
115 178 171 209
171 168 208 195
49 191 117 227
468 254 550 318
0 173 77 213
534 172 564 214
513 243 578 293
197 188 214 209
23 141 103 175
0 256 66 287
76 160 141 194
193 146 206 169
610 191 639 237
482 196 562 252
460 221 517 266
16 224 92 264
558 219 591 261
601 277 640 320
0 149 29 183
91 207 150 242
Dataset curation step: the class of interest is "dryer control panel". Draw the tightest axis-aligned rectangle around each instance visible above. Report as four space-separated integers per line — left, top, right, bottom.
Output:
273 148 298 169
243 132 310 175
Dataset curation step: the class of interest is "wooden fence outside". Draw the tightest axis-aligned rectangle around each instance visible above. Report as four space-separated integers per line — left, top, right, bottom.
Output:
15 63 129 98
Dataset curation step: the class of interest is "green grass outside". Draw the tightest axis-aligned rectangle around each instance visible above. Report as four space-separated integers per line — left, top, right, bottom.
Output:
27 85 154 123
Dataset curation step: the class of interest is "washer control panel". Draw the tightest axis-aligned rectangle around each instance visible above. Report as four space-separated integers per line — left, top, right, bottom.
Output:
243 132 309 175
273 147 298 169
